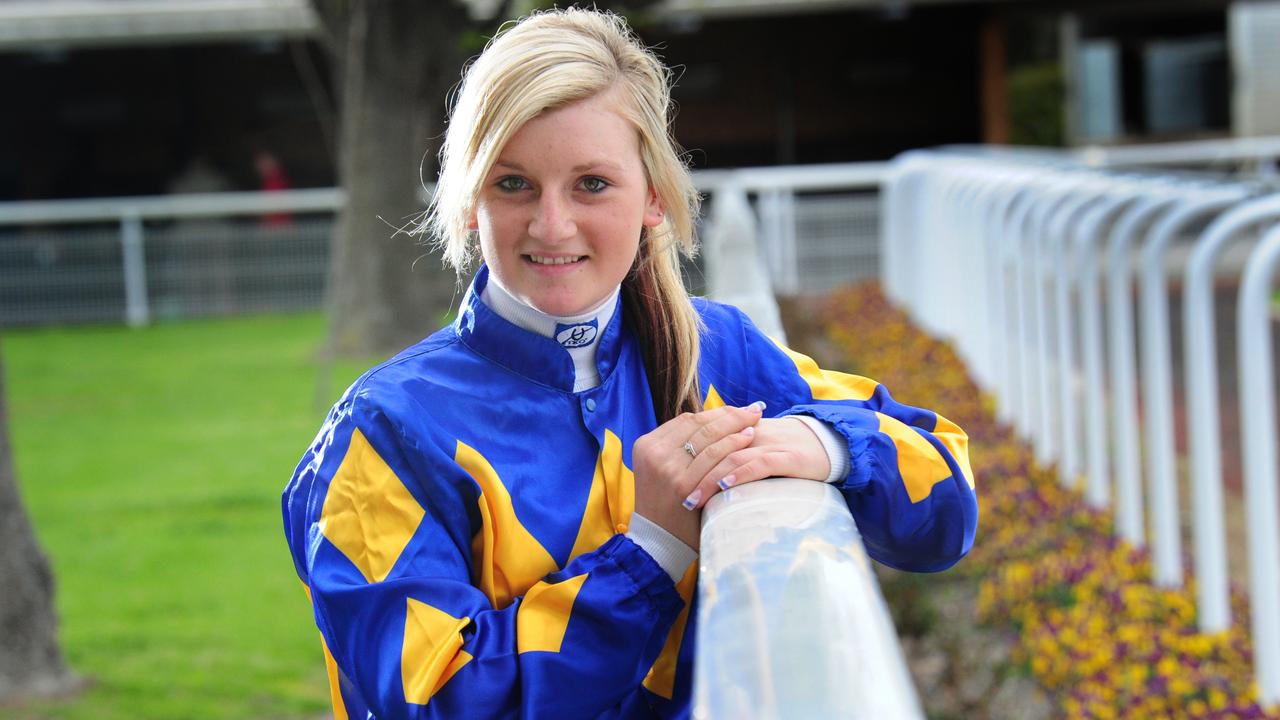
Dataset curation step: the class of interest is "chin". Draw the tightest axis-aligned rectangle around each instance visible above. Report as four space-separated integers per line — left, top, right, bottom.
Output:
530 296 591 316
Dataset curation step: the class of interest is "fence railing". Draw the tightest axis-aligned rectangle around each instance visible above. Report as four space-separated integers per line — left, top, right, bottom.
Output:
694 478 922 719
882 150 1280 709
695 163 922 719
0 189 342 327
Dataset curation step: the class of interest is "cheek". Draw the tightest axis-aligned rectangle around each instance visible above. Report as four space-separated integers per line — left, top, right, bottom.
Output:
474 206 514 255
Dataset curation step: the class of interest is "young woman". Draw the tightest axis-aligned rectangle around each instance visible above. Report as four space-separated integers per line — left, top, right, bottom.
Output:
282 9 977 719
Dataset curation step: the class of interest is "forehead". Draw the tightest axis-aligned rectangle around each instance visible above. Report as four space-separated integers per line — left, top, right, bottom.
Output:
497 93 642 166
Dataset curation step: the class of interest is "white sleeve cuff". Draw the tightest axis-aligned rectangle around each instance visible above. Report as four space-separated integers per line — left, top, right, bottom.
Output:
626 513 697 582
793 415 850 484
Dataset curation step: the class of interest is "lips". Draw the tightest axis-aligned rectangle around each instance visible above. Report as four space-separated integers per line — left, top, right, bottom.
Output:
526 254 585 266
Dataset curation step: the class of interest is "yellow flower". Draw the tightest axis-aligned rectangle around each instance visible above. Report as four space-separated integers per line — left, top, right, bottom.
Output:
1031 655 1049 677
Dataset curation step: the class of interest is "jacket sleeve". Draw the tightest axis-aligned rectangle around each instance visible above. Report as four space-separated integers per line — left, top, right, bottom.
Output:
703 304 978 573
282 388 685 719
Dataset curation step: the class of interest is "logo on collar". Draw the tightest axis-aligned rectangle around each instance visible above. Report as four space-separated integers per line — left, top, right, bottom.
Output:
555 319 598 348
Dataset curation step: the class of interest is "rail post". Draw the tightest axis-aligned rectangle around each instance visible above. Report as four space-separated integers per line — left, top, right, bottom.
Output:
1236 223 1280 709
1138 186 1253 594
1183 194 1280 628
1106 187 1181 546
120 209 150 327
1045 179 1108 488
1072 185 1139 510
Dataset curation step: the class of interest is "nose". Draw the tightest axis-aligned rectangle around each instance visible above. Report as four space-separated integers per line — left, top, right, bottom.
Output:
528 191 576 243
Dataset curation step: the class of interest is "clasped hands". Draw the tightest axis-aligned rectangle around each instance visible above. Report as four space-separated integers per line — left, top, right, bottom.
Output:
631 402 832 550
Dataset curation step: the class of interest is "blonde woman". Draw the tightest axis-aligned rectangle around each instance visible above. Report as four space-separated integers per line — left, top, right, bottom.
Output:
283 8 977 718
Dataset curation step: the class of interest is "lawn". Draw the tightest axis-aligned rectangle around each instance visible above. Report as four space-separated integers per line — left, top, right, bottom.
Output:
4 313 380 720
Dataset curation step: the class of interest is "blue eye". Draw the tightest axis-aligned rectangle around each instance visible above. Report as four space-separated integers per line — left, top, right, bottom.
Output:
496 176 528 192
581 177 609 193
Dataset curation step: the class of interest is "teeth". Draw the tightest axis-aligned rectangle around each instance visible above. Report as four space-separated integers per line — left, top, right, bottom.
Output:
528 255 583 266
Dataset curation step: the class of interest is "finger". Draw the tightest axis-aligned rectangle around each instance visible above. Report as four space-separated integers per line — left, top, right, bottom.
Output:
684 401 766 456
692 446 794 505
647 405 736 445
636 406 754 493
680 425 757 495
682 439 787 511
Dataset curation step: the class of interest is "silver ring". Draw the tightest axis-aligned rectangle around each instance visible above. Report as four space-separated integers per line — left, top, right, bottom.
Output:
682 441 697 458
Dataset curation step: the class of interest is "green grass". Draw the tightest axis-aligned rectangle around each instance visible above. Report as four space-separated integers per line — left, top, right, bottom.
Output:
4 313 382 720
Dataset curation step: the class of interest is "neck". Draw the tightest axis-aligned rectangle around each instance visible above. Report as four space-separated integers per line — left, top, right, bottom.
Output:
481 274 619 393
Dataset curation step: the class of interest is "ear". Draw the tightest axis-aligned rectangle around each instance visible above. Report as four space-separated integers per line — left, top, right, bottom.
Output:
642 186 665 228
466 207 479 232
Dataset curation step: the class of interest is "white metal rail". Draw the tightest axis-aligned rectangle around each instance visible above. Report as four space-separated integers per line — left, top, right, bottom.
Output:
883 150 1280 709
695 479 922 719
696 165 923 719
0 188 343 327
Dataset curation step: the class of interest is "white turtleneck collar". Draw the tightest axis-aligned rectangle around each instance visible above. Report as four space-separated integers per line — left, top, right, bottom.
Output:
480 275 620 393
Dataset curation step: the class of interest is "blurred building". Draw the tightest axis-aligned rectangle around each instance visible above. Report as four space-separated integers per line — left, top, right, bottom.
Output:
1 0 1277 201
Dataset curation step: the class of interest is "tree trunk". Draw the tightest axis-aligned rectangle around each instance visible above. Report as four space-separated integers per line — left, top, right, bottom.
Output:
322 0 474 357
0 341 79 701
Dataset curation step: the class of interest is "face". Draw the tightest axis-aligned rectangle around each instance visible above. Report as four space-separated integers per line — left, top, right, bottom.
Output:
471 92 665 316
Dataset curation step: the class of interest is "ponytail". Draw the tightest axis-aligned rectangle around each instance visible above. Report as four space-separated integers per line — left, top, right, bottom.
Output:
622 229 703 424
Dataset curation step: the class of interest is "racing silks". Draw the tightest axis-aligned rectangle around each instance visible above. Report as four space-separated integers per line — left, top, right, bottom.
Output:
282 265 977 719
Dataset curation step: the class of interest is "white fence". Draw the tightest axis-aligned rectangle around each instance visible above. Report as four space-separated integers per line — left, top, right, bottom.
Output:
883 149 1280 708
0 189 342 327
695 164 921 719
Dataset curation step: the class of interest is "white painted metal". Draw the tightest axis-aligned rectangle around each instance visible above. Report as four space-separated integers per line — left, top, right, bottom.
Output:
1138 187 1253 596
937 171 974 346
966 171 1005 392
703 183 788 343
757 189 800 295
1029 176 1094 466
1007 187 1042 442
694 478 924 720
1073 186 1139 510
963 172 1000 390
120 212 149 328
0 0 319 51
694 162 888 194
1106 189 1181 547
1183 193 1280 632
1236 224 1280 710
882 150 1280 708
1045 182 1108 488
1079 135 1280 169
987 177 1038 424
0 188 345 224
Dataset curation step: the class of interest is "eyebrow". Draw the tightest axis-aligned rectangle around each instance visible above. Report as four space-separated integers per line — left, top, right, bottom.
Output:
492 160 625 174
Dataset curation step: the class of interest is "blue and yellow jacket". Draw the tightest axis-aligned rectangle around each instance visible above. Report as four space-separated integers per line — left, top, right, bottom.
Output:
282 268 977 719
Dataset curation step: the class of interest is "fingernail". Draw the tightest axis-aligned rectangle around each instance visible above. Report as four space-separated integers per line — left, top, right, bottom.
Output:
717 475 736 491
682 488 702 510
748 400 767 412
741 426 755 438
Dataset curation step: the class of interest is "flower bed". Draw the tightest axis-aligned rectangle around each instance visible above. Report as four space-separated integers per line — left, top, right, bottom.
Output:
821 282 1278 719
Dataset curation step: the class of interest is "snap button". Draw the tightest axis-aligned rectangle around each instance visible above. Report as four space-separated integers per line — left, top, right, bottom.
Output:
585 398 597 412
616 523 627 533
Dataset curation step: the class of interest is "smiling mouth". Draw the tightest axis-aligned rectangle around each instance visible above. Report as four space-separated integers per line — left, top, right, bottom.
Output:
526 255 585 266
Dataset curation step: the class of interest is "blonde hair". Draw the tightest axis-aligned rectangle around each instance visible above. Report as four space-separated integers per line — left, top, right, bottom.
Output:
423 8 703 421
